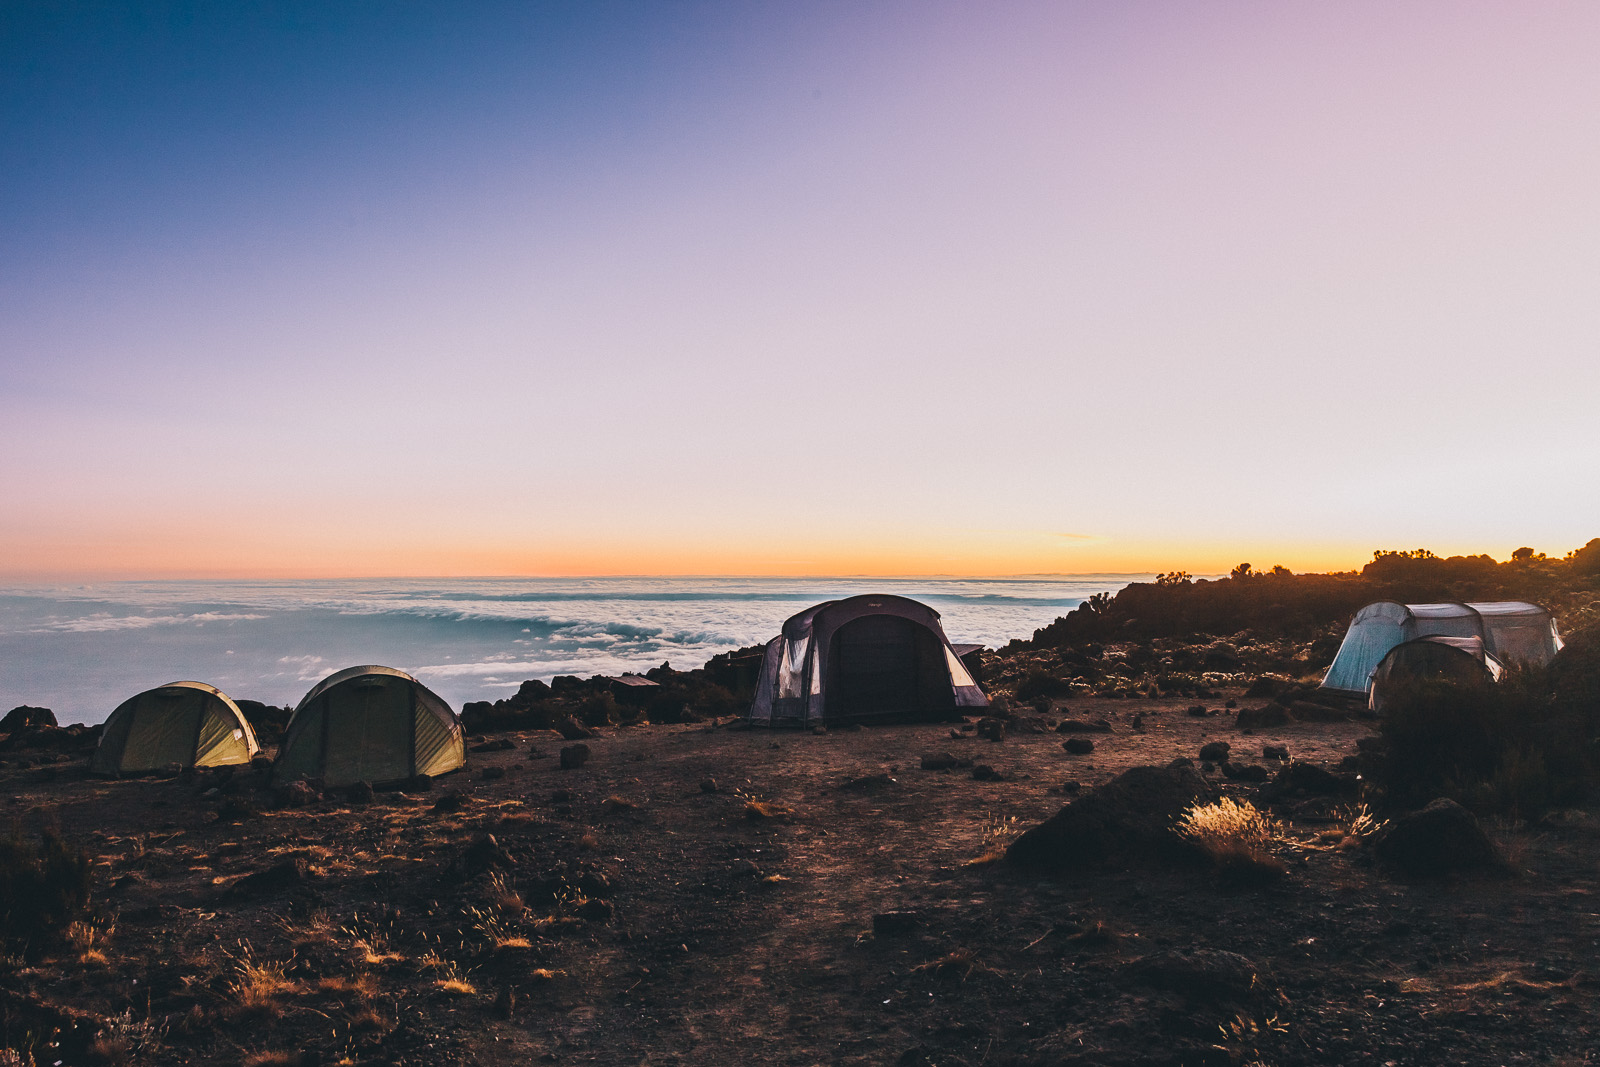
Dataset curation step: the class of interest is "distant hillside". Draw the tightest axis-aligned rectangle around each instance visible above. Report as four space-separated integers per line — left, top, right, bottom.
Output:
1019 540 1600 650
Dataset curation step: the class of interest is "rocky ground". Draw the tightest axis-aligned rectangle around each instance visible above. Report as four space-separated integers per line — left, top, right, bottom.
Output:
3 694 1598 1067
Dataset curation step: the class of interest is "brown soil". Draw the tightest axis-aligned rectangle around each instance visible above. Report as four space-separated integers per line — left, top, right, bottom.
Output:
4 694 1598 1066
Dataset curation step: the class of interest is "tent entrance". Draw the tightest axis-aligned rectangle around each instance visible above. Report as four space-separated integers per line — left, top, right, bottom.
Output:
322 679 414 785
825 615 955 720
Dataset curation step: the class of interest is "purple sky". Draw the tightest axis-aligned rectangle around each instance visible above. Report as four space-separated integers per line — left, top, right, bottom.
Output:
3 2 1598 577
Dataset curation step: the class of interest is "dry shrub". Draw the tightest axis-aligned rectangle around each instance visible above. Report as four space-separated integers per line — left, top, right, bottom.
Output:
1176 798 1286 884
0 827 91 955
600 795 635 814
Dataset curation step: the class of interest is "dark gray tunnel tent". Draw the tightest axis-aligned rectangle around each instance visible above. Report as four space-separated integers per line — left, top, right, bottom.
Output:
1367 635 1504 714
748 594 989 726
274 665 465 787
92 681 259 775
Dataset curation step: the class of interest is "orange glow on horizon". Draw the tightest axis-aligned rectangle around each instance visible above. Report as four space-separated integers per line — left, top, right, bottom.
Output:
0 526 1560 584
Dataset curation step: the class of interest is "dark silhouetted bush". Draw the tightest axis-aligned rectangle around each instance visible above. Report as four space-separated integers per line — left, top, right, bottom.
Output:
1371 668 1593 817
0 827 91 955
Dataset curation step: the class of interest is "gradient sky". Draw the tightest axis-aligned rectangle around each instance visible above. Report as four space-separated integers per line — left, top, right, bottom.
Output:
3 1 1598 579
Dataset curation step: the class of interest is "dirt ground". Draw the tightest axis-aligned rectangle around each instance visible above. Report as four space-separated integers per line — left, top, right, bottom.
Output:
5 693 1599 1066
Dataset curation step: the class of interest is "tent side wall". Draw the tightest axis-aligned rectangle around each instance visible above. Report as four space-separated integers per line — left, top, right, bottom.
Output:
1322 602 1412 693
413 689 465 778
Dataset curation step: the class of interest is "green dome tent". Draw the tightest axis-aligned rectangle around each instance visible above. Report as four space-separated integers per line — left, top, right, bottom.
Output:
274 665 464 787
92 681 259 775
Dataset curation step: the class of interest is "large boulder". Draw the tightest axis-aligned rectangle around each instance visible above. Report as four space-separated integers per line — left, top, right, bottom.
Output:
1235 702 1292 730
1130 949 1270 1003
1368 798 1502 878
0 706 56 733
1006 764 1216 872
1259 760 1358 800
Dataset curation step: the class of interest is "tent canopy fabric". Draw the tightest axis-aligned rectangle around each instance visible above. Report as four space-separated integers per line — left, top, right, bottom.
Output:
1322 601 1562 695
274 665 464 787
1368 635 1503 713
748 594 989 726
92 681 259 775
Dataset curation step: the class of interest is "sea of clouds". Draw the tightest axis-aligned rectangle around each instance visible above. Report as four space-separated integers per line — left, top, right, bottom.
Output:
0 575 1144 724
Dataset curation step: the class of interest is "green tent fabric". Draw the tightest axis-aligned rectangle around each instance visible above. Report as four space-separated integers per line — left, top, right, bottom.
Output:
91 681 259 775
275 665 464 787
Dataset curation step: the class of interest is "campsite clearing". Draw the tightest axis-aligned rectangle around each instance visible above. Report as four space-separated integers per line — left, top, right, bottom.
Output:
4 694 1598 1066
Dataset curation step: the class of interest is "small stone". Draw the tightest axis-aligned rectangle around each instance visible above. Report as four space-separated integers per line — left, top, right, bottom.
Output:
1198 741 1231 762
577 898 613 923
479 766 506 781
559 744 591 770
872 911 921 937
1062 738 1095 755
699 778 719 794
1262 745 1290 761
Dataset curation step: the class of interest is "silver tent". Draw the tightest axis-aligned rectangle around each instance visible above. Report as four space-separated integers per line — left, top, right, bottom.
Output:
748 594 989 726
1322 601 1562 695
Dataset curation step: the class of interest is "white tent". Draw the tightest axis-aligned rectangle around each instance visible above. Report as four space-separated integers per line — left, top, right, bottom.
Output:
749 594 988 726
1322 601 1562 695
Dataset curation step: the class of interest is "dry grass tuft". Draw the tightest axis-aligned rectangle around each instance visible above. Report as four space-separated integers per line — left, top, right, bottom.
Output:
912 947 997 982
1176 798 1286 883
744 800 793 821
1314 803 1389 851
436 977 477 996
312 974 376 1003
1066 920 1122 951
64 918 114 966
223 946 298 1021
485 871 525 917
241 1052 301 1067
601 795 635 814
965 811 1022 867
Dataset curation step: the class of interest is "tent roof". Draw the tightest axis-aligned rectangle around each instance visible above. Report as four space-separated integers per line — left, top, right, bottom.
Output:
294 664 425 713
779 593 943 639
